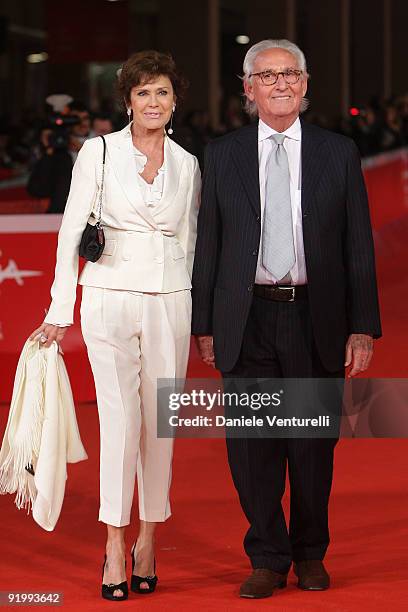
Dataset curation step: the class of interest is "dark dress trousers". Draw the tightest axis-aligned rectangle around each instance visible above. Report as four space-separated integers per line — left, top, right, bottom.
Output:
191 119 382 573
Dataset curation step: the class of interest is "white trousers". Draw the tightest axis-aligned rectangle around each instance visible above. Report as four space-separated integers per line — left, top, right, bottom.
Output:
80 286 191 527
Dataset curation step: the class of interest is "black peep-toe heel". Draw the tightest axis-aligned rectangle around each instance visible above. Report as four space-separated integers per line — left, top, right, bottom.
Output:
130 544 158 594
102 555 128 601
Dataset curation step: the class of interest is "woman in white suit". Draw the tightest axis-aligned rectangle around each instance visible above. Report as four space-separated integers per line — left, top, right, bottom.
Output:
30 51 200 601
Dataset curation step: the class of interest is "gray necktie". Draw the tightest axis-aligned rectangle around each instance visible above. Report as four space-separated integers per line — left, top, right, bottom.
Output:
262 133 295 281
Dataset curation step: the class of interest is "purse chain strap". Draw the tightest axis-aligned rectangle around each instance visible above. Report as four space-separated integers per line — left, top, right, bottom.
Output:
96 135 107 228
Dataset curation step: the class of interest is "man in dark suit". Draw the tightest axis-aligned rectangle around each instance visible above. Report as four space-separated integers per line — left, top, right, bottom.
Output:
192 39 381 599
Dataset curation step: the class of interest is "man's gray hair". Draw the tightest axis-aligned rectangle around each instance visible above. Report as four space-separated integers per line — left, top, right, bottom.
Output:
242 39 309 117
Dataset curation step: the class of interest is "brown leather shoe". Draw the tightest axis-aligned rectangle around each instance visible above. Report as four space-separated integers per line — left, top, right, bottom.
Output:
239 569 287 599
293 560 330 590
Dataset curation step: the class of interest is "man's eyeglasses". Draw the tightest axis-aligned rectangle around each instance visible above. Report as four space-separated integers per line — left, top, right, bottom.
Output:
249 69 303 86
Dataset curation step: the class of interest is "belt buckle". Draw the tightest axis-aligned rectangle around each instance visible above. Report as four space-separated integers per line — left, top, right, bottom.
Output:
279 286 295 302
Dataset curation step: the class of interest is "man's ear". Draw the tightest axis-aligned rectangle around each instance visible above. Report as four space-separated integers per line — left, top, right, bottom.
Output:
244 78 255 102
301 78 308 98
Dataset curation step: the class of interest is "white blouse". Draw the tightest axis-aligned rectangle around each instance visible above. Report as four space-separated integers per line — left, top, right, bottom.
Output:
133 146 165 206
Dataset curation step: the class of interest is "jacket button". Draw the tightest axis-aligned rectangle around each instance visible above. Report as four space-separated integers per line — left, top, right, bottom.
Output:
252 249 258 256
256 215 260 222
247 284 253 292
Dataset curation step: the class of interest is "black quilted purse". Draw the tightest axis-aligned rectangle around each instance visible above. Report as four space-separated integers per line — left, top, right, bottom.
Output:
79 135 106 262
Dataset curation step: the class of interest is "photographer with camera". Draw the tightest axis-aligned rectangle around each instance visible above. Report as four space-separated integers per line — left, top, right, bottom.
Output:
27 97 91 214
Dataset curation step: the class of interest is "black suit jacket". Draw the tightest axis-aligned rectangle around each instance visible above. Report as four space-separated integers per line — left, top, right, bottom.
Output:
191 119 382 373
27 150 73 213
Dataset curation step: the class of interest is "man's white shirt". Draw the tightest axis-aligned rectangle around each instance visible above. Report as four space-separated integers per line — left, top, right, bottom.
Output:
255 116 307 285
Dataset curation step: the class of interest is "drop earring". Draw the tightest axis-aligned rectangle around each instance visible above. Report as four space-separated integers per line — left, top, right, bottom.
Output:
167 105 176 135
127 107 132 125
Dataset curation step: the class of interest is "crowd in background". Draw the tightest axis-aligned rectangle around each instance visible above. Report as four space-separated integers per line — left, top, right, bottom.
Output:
0 91 407 213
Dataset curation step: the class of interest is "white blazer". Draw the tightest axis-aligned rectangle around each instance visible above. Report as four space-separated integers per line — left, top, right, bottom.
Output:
45 124 201 325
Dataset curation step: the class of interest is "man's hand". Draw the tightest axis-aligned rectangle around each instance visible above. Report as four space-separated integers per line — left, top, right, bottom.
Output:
29 323 68 349
344 333 374 377
195 335 215 368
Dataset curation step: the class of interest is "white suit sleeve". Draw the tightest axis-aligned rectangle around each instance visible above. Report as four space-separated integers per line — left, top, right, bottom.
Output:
44 138 99 325
177 156 201 280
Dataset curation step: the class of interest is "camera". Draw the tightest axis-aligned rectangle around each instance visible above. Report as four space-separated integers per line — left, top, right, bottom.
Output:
46 114 80 150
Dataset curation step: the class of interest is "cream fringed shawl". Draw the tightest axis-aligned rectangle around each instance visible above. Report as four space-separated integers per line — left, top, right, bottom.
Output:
0 339 88 530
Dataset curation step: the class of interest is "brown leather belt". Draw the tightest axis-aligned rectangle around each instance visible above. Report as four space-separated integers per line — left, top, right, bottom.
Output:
253 284 308 302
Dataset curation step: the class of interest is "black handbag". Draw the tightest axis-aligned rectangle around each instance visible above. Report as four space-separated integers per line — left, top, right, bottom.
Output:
79 135 106 262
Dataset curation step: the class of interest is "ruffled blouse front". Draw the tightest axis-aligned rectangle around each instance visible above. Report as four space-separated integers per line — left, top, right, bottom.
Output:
133 146 165 206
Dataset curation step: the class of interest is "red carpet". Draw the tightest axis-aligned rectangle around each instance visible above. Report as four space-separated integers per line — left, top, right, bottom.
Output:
1 214 408 609
0 410 407 610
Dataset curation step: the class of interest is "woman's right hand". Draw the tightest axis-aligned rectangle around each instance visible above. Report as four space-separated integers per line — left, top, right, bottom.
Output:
29 323 68 349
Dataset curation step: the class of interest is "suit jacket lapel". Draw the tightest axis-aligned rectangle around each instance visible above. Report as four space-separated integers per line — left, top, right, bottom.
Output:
154 136 183 215
231 122 261 217
300 119 328 215
107 126 157 227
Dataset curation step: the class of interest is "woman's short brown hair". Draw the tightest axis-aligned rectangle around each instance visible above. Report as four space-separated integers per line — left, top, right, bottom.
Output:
118 50 188 107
